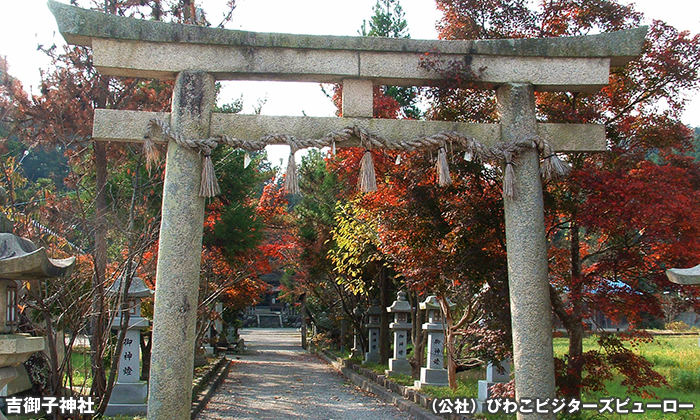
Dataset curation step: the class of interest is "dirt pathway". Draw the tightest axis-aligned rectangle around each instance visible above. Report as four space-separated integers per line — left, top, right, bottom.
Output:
197 328 412 420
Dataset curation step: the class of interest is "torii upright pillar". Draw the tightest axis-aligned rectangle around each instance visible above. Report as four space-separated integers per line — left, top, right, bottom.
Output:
147 71 214 419
499 83 555 419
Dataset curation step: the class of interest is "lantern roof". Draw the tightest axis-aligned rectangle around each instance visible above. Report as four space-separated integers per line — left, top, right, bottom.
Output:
666 265 700 285
0 188 76 280
387 291 412 313
106 275 154 298
366 304 382 316
0 234 76 280
419 295 455 311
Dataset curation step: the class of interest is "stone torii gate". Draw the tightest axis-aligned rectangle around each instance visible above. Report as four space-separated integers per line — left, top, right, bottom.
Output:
48 2 645 419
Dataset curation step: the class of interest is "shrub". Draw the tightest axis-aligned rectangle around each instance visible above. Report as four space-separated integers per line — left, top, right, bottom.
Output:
309 331 335 349
665 321 692 332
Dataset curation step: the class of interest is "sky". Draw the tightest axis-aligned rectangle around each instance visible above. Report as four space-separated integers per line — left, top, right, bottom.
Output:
1 0 699 166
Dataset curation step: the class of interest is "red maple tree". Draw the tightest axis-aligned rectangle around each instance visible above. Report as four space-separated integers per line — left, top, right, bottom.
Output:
432 0 700 399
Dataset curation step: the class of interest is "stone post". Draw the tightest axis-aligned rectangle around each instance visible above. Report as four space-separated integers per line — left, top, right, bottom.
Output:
207 301 223 355
342 78 374 118
415 296 453 389
385 291 412 377
204 302 223 356
148 71 215 420
363 304 381 364
497 83 556 420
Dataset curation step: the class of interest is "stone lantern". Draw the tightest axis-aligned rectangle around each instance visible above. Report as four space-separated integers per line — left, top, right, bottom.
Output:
666 266 700 346
104 275 154 417
363 303 382 364
0 188 75 405
351 307 363 358
385 291 412 377
415 295 454 389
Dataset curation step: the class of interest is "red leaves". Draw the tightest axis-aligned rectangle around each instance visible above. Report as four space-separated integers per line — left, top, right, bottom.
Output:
435 0 538 40
373 86 402 119
256 182 289 225
431 0 700 401
540 0 642 37
578 159 700 270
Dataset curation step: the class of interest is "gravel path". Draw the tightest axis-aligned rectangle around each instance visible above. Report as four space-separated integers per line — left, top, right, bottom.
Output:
198 328 413 420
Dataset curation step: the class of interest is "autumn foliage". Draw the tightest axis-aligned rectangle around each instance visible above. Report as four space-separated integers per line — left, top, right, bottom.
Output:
287 0 700 400
2 0 700 409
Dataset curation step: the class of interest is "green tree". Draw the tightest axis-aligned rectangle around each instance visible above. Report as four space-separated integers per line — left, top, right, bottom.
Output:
360 0 409 38
359 0 422 119
204 149 270 258
292 149 371 350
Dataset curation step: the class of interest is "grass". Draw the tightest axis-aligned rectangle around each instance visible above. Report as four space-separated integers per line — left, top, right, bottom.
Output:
388 373 415 387
68 347 93 388
331 333 700 420
361 361 388 375
330 348 352 359
66 345 118 390
559 335 700 420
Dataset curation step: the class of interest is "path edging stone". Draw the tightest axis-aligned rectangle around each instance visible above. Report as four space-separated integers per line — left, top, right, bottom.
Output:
316 350 466 420
191 356 233 419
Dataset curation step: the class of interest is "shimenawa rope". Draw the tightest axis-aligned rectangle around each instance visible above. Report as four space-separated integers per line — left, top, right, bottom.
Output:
144 119 570 198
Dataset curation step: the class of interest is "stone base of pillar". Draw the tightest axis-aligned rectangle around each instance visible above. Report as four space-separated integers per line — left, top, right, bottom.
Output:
414 367 448 389
105 381 148 416
104 402 148 417
477 380 504 413
363 352 380 364
385 358 412 376
110 381 148 403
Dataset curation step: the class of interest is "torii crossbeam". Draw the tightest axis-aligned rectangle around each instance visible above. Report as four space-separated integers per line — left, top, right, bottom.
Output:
48 2 646 420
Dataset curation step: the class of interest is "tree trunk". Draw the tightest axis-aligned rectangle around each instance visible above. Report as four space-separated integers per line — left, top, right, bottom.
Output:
90 0 116 394
181 0 196 23
549 220 585 400
140 331 152 381
409 291 425 378
379 266 391 364
439 295 458 390
340 318 347 351
89 121 109 399
300 293 307 349
42 311 62 397
567 221 584 399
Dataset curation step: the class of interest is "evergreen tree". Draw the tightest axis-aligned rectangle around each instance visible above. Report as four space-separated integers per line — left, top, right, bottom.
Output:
360 0 409 38
360 0 422 119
